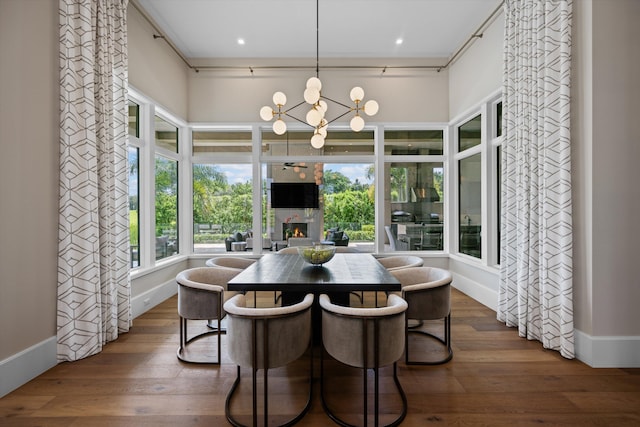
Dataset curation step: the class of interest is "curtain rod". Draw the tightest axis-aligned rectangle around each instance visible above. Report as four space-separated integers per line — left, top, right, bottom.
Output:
437 0 505 71
131 0 504 74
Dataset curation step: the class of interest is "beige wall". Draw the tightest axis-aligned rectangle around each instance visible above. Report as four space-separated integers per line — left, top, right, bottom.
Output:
0 0 59 360
188 61 449 123
589 0 640 336
571 0 594 335
128 3 189 118
449 13 504 119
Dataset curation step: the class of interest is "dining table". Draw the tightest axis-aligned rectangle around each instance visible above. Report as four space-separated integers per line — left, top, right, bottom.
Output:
227 253 401 341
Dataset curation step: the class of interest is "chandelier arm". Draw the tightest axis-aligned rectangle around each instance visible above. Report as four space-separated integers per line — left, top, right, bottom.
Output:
324 109 355 125
282 100 307 112
320 95 353 110
283 113 315 128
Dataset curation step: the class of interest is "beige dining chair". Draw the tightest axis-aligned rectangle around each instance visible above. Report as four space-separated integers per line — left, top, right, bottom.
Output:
319 293 408 427
390 266 453 365
376 255 424 271
205 256 256 270
224 293 314 427
205 256 278 307
275 246 300 254
175 267 239 364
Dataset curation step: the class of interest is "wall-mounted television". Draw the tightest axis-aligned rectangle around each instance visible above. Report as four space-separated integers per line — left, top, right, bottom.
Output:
271 182 319 209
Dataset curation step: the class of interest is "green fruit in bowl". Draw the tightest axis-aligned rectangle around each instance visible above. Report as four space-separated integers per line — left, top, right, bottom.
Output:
297 245 336 265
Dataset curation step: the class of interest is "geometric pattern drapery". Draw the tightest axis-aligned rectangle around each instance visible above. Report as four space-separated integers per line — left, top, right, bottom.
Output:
57 0 131 362
498 0 574 359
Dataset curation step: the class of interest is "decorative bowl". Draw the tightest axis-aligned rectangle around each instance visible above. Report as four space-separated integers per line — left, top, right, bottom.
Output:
297 245 336 266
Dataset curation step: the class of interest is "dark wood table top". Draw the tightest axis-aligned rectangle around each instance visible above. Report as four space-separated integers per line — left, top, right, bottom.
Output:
227 253 400 293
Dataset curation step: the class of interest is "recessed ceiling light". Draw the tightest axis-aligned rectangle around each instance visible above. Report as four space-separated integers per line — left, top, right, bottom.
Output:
237 38 245 45
395 38 403 45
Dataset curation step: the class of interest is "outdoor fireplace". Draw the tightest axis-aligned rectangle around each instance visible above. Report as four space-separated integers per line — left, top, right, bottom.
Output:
283 223 307 240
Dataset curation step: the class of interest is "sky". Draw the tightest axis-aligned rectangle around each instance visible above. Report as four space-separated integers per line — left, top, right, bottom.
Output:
220 163 373 186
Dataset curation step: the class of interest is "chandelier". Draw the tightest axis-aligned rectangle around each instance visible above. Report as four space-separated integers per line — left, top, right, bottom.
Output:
259 0 379 149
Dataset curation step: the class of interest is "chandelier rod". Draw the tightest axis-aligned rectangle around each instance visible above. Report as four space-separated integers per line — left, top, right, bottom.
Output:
315 0 320 78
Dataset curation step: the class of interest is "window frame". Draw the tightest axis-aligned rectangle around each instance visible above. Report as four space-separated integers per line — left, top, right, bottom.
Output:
128 87 502 271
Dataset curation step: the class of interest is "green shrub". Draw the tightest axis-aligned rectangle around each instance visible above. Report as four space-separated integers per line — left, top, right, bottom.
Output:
348 230 374 241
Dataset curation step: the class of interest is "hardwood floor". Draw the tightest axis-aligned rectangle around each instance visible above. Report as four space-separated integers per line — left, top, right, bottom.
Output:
2 289 639 426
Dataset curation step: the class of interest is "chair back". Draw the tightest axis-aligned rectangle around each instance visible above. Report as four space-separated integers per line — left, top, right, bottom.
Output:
276 247 299 254
224 293 314 369
390 267 452 320
377 255 423 271
205 257 255 270
320 294 407 369
384 225 397 251
176 267 239 320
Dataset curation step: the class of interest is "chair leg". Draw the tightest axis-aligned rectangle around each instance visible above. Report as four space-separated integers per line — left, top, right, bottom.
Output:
177 314 223 364
321 358 407 426
225 320 313 427
405 313 453 365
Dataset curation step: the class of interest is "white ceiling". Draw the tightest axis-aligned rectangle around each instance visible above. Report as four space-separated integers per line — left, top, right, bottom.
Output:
134 0 503 62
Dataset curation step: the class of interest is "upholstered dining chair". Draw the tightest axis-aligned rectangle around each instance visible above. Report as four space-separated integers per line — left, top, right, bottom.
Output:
376 255 424 271
371 255 424 307
223 293 314 427
205 256 256 270
206 256 275 307
389 266 453 365
275 246 300 254
319 293 408 427
175 266 240 364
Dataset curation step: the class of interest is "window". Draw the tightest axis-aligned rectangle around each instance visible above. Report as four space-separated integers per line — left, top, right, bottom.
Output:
389 166 408 202
193 130 252 154
155 155 178 260
496 101 503 138
192 163 253 253
384 130 443 155
384 129 445 252
155 116 178 153
459 153 481 258
322 163 375 252
127 101 140 268
262 130 375 156
128 146 140 267
128 101 139 138
458 115 482 151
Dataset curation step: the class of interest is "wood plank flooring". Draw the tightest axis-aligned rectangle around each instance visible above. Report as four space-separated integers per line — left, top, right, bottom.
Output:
2 289 639 426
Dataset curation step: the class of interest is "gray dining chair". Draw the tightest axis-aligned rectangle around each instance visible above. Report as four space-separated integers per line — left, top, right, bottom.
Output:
224 293 314 427
390 266 453 365
319 293 408 427
175 267 239 364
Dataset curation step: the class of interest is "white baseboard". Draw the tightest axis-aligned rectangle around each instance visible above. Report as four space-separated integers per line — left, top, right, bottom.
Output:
451 273 640 368
0 278 177 398
0 336 57 398
131 278 178 318
574 329 640 368
451 271 498 311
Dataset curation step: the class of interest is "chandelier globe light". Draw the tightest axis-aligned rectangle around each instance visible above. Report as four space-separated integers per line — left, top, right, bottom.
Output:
259 0 378 149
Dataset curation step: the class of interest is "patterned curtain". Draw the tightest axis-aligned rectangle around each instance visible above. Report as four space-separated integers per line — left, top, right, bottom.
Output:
58 0 130 362
498 0 574 359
